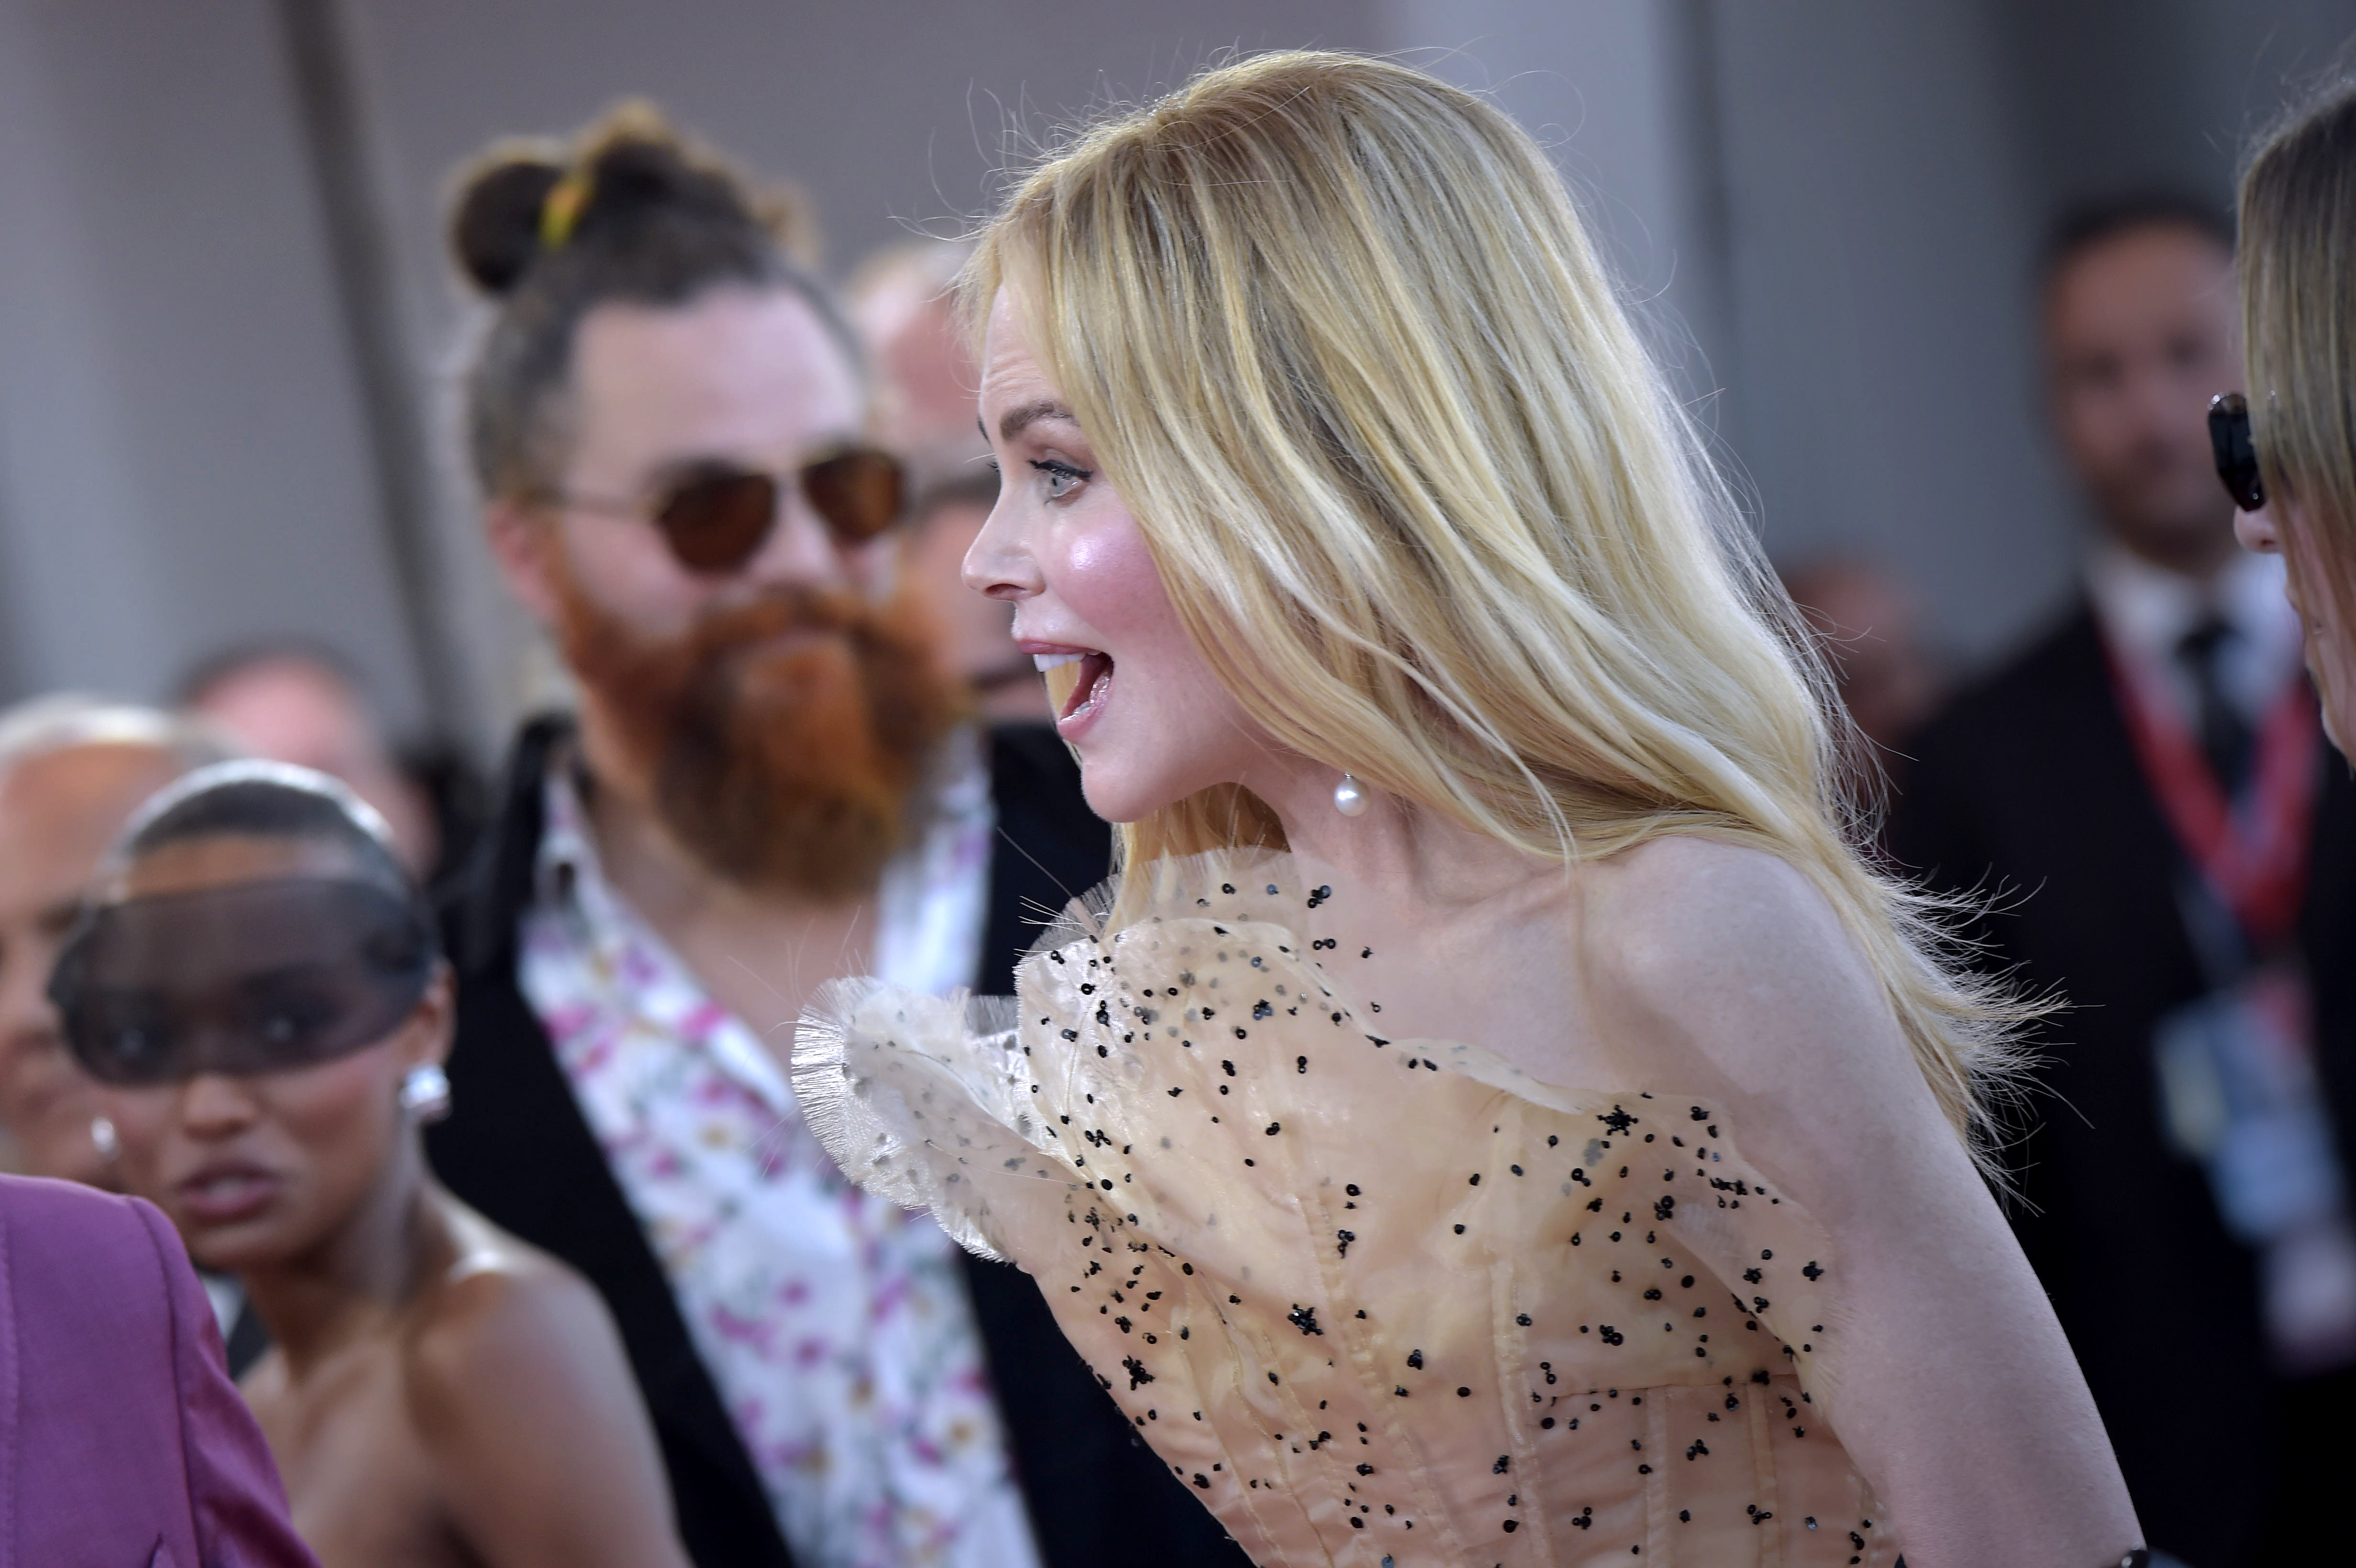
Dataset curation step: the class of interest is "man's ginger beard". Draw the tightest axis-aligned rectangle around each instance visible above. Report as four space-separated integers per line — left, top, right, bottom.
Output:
551 558 962 899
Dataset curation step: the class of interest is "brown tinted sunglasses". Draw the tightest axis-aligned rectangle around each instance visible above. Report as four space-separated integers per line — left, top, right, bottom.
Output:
551 446 907 574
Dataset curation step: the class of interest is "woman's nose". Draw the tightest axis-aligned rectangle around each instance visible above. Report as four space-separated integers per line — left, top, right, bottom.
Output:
2236 504 2281 555
962 496 1041 601
177 1072 261 1133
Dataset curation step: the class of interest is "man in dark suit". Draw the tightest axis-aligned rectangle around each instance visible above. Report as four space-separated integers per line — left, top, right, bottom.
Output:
1891 197 2356 1568
425 110 1247 1568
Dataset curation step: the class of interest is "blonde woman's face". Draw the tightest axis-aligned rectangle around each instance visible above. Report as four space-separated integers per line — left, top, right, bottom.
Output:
966 291 1274 820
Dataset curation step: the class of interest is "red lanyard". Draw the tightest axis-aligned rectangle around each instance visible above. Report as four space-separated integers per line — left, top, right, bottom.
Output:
2104 636 2319 950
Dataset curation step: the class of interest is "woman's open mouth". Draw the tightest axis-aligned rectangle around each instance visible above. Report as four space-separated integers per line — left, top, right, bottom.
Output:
1033 648 1114 738
175 1160 284 1226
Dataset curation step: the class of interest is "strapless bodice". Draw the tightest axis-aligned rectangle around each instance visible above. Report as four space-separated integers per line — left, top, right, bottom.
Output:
795 851 1897 1566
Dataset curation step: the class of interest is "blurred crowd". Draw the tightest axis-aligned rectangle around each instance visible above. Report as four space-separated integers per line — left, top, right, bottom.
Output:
0 65 2346 1568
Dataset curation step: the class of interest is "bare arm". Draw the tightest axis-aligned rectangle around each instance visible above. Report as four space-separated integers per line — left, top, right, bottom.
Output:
1582 837 2138 1568
406 1263 693 1568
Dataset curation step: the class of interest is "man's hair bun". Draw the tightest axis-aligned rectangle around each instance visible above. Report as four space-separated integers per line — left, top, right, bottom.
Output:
449 155 565 297
567 128 748 236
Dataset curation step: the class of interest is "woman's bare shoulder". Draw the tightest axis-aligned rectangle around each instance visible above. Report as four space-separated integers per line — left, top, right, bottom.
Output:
1582 835 1867 1000
397 1202 686 1562
1573 834 1901 1097
402 1202 627 1428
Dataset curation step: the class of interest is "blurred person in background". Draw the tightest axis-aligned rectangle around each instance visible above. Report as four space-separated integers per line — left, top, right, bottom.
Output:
846 237 986 479
851 241 1048 721
1891 195 2356 1567
65 761 689 1568
0 696 227 1187
1781 555 1947 795
0 695 278 1375
0 728 319 1568
180 642 474 885
426 107 1236 1568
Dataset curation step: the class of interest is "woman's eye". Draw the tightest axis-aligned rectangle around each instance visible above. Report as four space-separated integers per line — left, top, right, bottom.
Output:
1029 458 1091 501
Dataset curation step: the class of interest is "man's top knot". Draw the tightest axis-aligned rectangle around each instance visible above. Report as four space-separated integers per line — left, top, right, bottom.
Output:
446 101 802 301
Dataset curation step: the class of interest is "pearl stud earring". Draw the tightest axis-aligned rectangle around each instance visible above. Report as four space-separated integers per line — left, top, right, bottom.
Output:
90 1115 120 1162
1332 772 1369 817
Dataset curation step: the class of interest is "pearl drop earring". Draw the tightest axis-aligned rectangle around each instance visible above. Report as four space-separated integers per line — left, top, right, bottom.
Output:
90 1115 120 1162
1332 772 1369 817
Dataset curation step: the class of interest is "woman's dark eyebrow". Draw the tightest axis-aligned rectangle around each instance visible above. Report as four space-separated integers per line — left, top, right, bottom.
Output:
996 399 1077 444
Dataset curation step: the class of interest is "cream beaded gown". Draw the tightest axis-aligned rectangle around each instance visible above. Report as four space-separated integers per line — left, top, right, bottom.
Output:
794 850 1897 1567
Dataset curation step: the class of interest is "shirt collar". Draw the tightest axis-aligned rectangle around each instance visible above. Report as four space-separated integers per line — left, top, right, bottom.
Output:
532 755 603 920
2085 539 2300 674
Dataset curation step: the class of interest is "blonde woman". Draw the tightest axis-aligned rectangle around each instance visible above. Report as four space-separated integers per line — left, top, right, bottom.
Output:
796 52 2138 1567
2225 79 2356 748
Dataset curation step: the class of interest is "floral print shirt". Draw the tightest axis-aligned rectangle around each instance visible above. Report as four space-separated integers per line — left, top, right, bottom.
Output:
517 732 1039 1568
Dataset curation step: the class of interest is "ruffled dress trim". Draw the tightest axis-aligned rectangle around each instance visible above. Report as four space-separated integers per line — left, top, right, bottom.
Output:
795 849 1889 1567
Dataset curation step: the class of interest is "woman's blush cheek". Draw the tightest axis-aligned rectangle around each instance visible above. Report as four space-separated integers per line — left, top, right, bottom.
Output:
1057 513 1173 630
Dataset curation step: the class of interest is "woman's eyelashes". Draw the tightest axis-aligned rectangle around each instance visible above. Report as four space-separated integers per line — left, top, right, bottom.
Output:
1030 457 1091 501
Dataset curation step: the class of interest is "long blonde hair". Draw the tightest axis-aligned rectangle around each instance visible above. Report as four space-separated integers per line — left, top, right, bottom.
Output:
2240 77 2356 655
964 51 2021 1157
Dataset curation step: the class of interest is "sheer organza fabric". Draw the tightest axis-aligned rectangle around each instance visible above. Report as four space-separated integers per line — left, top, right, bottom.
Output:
796 851 1895 1566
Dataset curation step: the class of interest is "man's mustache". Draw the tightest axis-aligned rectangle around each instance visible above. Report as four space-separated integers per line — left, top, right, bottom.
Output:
679 586 871 660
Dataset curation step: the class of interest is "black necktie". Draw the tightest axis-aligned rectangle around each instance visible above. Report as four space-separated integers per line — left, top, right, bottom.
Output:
2174 614 2254 797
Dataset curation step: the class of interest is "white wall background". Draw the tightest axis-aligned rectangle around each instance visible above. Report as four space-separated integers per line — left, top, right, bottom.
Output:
0 0 422 721
1710 0 2076 655
0 0 2348 752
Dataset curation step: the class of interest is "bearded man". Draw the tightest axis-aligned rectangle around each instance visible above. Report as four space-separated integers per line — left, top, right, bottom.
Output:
425 115 1239 1568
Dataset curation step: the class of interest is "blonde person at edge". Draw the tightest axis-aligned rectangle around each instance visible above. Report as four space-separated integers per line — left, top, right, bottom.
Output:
791 52 2139 1568
2230 78 2356 751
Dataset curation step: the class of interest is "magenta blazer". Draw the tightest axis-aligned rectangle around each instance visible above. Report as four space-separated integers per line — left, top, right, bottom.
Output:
0 1175 315 1568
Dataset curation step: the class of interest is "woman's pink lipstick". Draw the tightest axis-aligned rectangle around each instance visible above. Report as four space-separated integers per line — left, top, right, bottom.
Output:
1019 640 1116 740
175 1160 283 1226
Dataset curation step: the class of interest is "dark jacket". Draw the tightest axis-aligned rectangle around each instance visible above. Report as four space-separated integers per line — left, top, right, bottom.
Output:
425 715 1250 1568
1888 601 2356 1568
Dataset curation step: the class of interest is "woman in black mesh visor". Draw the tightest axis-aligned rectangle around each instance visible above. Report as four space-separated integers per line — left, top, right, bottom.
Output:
53 761 691 1568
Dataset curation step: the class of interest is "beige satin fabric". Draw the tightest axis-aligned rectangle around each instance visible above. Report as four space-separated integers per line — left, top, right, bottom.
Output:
797 852 1898 1566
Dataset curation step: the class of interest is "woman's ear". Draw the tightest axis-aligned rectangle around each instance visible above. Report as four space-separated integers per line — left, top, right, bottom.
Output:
404 962 457 1069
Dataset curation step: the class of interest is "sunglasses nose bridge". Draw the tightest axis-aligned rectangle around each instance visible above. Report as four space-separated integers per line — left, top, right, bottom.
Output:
737 483 861 588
